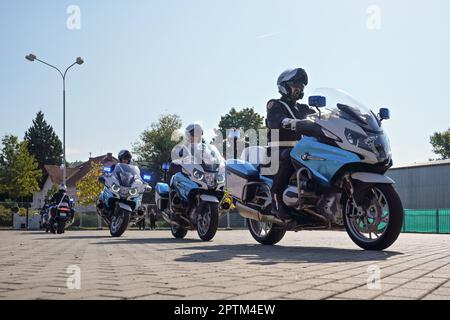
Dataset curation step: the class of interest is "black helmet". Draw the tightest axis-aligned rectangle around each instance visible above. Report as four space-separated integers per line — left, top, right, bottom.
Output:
277 68 308 99
58 184 67 192
118 150 132 163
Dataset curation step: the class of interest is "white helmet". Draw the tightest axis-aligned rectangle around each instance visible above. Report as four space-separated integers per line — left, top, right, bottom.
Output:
185 123 204 144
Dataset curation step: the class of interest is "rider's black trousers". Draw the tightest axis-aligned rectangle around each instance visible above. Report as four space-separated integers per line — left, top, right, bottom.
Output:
270 147 295 196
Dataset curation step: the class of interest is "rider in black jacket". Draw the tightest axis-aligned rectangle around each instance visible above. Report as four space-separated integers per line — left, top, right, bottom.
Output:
49 184 70 205
266 68 316 220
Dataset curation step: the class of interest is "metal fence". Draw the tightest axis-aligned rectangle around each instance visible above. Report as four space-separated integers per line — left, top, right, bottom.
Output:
402 209 450 234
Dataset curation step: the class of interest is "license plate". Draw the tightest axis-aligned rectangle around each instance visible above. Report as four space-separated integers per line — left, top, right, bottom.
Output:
59 212 67 217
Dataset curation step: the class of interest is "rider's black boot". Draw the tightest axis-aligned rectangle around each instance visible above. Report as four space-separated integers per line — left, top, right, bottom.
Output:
270 193 292 221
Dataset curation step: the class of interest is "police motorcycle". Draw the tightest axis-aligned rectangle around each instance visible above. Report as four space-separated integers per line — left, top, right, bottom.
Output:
97 163 152 237
226 88 404 251
155 143 232 241
44 197 76 234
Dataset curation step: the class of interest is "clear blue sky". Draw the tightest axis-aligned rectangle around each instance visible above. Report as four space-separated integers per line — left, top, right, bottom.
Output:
1 0 449 165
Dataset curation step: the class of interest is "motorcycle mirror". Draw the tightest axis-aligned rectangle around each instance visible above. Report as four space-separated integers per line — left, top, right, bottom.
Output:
308 95 326 108
98 176 106 184
379 108 390 121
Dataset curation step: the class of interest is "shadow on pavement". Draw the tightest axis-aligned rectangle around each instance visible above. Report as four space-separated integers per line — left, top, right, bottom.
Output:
91 237 205 244
91 236 402 264
169 244 402 265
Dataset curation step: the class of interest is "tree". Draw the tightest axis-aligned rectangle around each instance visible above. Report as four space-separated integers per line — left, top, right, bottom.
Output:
0 135 42 200
24 111 63 170
211 107 265 156
133 114 183 181
217 107 265 136
76 162 103 206
430 129 450 160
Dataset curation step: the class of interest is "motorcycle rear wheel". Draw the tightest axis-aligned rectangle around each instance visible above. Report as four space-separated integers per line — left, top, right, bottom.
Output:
57 220 65 234
247 219 287 245
171 224 188 239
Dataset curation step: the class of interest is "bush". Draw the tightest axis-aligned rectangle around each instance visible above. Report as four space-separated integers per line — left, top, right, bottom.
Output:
0 204 13 226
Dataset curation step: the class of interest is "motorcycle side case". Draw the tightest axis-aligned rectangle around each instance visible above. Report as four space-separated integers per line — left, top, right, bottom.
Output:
155 182 170 211
225 160 262 202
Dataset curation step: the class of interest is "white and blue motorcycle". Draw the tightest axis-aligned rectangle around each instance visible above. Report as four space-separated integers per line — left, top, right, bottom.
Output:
97 163 152 237
226 88 404 251
155 143 231 241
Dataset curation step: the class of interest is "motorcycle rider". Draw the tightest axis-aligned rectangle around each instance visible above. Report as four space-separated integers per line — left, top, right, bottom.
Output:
267 68 316 220
48 183 74 221
167 123 205 183
110 150 132 171
49 184 70 206
97 150 132 210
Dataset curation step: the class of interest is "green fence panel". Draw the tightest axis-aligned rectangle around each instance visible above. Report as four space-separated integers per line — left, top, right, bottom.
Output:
438 209 450 234
402 209 450 234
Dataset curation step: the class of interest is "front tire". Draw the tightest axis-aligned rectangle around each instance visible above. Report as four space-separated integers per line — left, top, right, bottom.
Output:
247 219 287 245
197 202 219 241
343 183 404 251
110 209 130 237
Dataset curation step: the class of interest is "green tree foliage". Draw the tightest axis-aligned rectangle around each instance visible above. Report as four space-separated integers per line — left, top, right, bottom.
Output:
133 114 183 180
24 111 63 170
211 107 265 155
217 107 265 136
76 162 103 206
430 129 450 160
0 135 42 200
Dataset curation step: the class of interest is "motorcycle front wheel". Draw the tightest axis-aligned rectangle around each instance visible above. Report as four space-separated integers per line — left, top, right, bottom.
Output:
197 202 219 241
343 183 404 251
110 208 130 237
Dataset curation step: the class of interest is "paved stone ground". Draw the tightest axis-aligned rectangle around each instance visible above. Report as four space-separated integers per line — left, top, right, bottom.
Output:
0 229 450 300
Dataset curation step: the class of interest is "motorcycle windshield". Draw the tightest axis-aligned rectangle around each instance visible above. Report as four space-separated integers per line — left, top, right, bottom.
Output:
311 88 391 162
112 163 141 187
183 143 225 172
313 88 382 133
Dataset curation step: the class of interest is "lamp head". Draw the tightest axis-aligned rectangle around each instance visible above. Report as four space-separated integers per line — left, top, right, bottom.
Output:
25 54 36 62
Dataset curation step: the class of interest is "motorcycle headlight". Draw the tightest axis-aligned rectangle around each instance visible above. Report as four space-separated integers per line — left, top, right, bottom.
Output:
193 168 204 181
111 184 121 193
204 172 216 187
129 188 138 196
345 129 377 152
216 174 225 184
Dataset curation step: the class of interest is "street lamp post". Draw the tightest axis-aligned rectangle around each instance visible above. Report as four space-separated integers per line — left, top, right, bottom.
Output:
228 128 241 161
25 54 84 187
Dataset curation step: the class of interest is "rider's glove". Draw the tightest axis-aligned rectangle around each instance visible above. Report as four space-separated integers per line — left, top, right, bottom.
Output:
281 118 297 131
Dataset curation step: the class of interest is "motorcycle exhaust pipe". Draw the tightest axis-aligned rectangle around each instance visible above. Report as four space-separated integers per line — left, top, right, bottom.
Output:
235 203 286 225
161 211 180 227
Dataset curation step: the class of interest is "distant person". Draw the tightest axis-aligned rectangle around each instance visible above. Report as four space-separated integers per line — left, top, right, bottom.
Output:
147 205 157 230
137 217 146 230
